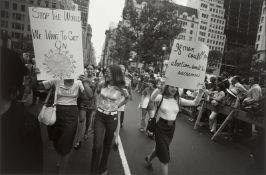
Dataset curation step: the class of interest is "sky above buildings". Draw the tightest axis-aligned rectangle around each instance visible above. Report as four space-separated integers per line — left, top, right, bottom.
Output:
89 0 188 64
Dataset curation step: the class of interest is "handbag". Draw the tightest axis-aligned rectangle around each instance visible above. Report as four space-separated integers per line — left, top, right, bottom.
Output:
146 96 164 135
38 83 58 126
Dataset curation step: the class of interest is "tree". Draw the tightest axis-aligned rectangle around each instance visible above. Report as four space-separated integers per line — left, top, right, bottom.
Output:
110 0 181 66
206 50 222 74
223 45 255 75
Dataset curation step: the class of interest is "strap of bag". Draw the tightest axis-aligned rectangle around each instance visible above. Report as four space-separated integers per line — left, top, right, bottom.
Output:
53 81 59 106
44 88 53 104
154 95 164 118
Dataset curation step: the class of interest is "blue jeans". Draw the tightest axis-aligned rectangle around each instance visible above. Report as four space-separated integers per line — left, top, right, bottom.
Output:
91 111 118 173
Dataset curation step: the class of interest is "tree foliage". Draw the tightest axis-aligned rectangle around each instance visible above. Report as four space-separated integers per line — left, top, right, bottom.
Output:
223 45 255 74
110 0 182 64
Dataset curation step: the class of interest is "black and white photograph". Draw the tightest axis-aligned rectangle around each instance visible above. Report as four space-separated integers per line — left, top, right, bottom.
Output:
0 0 265 174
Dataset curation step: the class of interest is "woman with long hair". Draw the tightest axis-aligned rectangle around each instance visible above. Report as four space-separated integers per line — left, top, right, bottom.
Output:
91 65 129 175
145 84 204 175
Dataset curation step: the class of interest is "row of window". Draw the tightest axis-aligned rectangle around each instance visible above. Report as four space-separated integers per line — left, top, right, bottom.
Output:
210 23 224 31
209 7 224 15
208 32 224 40
202 13 209 19
200 25 207 30
209 45 223 52
12 22 24 30
201 3 208 9
209 28 224 35
210 18 224 24
4 1 57 10
12 13 26 21
10 32 31 40
211 13 223 19
207 39 224 46
4 2 26 12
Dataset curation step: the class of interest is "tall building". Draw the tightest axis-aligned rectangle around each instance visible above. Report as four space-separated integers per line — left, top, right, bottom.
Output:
254 0 265 62
73 0 90 30
187 0 226 53
0 0 61 50
173 4 199 43
101 24 117 68
223 0 263 50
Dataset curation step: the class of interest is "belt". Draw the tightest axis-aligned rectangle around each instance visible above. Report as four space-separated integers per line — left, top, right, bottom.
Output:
159 118 175 126
97 107 117 116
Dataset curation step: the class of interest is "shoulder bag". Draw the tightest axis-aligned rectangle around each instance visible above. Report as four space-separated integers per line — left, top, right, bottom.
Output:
146 95 164 136
38 83 58 126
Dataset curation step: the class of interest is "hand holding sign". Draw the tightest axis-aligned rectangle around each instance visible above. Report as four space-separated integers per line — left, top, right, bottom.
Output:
165 40 209 90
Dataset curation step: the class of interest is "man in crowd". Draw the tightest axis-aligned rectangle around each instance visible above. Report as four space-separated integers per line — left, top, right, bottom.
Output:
242 77 262 105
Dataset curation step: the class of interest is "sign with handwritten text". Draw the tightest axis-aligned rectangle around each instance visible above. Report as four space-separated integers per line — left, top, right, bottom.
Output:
29 7 84 80
165 40 209 89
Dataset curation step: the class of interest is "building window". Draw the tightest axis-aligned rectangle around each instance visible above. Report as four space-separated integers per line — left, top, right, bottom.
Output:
255 44 259 50
13 3 17 10
259 25 262 32
257 35 260 41
191 23 194 28
29 0 34 4
190 30 193 35
189 37 192 41
1 10 9 18
28 25 31 31
261 16 264 23
1 20 8 28
37 0 41 5
45 1 49 7
21 5 25 12
4 1 9 8
52 3 56 8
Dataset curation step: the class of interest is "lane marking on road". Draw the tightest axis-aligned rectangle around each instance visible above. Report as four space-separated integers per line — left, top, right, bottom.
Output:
117 135 132 175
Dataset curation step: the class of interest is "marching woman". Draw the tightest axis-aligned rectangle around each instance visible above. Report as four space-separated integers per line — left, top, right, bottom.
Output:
145 84 204 175
91 65 129 175
114 65 132 148
38 77 93 174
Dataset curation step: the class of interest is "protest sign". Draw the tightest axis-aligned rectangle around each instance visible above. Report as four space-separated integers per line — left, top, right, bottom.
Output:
29 7 83 80
165 39 209 89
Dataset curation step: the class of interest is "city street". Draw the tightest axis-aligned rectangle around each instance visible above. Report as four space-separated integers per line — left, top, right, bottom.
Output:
26 92 264 175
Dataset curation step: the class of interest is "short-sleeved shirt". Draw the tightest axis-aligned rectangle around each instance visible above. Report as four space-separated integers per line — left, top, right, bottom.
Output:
154 94 179 121
43 79 84 105
98 84 128 112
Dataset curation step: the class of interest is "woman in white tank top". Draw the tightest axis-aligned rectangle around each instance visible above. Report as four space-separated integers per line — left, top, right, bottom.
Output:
145 84 204 175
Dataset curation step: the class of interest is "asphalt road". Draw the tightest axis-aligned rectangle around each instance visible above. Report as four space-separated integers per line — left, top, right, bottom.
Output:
26 92 265 175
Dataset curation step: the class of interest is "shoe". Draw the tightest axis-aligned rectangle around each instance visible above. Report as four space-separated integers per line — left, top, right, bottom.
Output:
145 157 153 170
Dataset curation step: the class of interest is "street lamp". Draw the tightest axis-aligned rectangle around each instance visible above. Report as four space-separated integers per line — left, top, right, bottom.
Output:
161 44 167 73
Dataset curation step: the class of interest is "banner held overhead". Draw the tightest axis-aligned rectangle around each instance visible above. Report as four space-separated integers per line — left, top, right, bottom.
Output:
29 7 84 80
165 39 209 89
